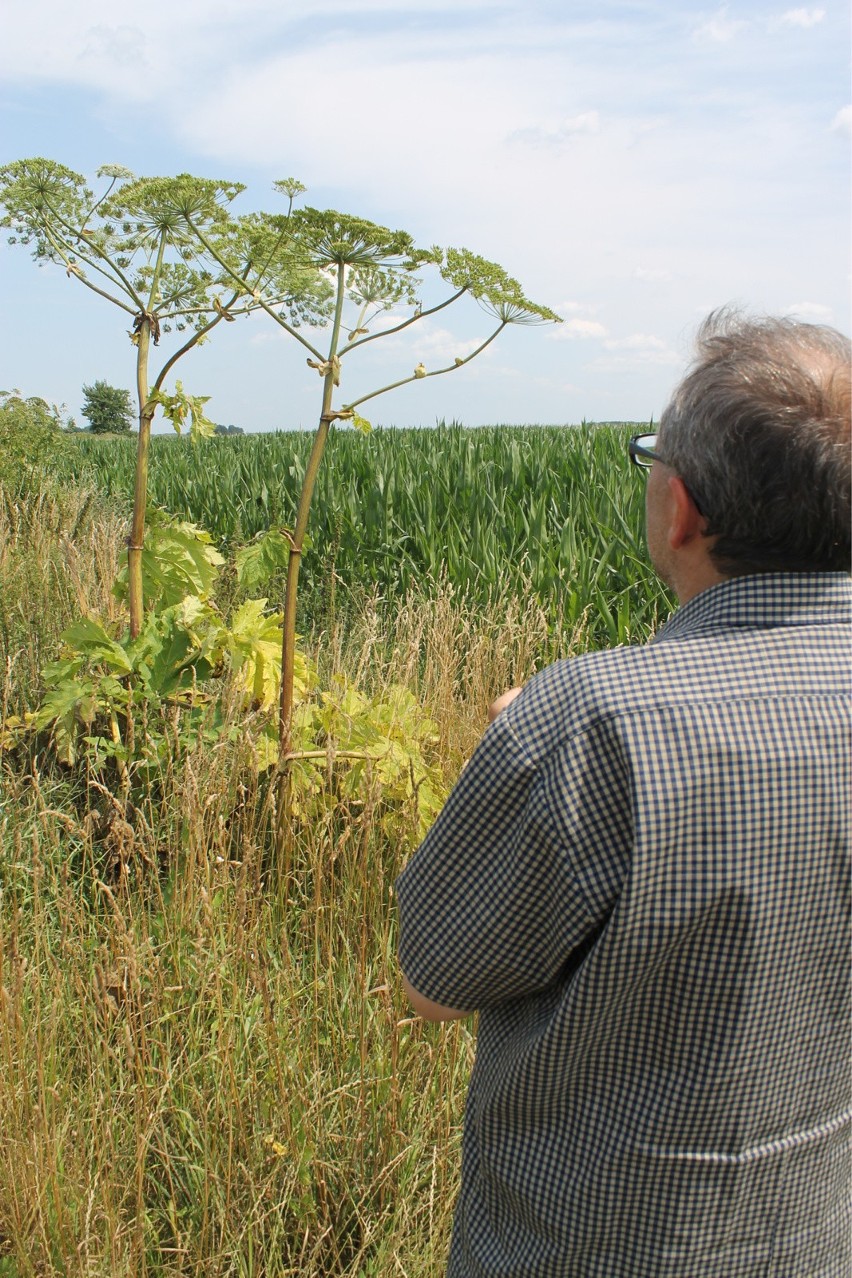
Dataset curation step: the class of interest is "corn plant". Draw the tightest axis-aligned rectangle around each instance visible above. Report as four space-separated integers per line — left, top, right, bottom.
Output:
71 423 672 650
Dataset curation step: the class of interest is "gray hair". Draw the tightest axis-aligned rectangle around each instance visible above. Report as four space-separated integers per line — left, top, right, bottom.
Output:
659 309 851 575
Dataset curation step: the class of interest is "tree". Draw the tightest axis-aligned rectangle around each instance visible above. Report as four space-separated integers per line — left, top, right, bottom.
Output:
81 379 133 433
0 159 329 637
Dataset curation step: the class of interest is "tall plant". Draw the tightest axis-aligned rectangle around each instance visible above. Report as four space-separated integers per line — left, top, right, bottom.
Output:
191 194 561 762
0 160 330 637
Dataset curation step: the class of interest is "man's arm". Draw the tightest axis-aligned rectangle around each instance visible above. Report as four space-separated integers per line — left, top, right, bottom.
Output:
398 686 524 1022
400 971 473 1022
487 686 522 722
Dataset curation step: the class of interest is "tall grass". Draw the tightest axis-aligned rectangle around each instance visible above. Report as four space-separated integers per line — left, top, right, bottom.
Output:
0 484 125 716
0 611 582 1274
0 430 672 1275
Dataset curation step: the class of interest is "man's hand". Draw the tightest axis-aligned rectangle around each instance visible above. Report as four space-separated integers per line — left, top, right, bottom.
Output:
488 686 523 723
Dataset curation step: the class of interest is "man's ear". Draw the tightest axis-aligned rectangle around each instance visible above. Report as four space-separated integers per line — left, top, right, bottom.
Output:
666 475 706 549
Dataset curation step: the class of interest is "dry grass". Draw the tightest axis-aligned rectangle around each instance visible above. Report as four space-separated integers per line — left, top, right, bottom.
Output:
321 574 583 770
0 760 468 1276
0 485 125 717
0 487 592 1276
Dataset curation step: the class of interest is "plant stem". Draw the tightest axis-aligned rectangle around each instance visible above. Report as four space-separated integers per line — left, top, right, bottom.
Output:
341 287 466 356
278 262 347 762
128 320 152 639
127 230 167 637
345 322 507 411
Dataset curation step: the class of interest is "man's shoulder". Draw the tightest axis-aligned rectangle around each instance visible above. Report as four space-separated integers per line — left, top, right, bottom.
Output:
503 594 850 762
516 639 678 729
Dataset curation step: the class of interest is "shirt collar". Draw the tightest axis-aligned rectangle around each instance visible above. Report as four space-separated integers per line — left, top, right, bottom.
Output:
654 572 852 643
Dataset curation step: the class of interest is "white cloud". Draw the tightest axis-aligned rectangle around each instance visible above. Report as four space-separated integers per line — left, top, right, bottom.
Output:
551 318 608 340
374 322 487 365
566 111 600 132
78 24 147 68
549 301 592 316
508 111 601 149
634 266 673 283
604 333 669 351
783 301 834 321
830 106 852 136
593 333 681 368
778 8 825 28
693 7 748 43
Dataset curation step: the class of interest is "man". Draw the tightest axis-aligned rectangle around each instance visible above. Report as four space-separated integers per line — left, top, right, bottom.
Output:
395 310 851 1277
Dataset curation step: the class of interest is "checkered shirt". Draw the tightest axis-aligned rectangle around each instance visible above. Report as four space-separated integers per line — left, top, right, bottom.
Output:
396 572 851 1278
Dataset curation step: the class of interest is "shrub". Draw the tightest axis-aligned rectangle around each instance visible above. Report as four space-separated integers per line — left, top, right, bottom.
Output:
0 389 76 488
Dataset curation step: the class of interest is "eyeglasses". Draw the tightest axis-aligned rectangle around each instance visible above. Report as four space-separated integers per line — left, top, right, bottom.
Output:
629 433 664 468
628 431 706 515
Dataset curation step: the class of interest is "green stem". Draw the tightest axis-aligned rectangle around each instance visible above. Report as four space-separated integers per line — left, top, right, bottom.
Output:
149 292 242 395
344 322 507 411
128 319 152 639
127 231 169 637
83 174 120 225
278 260 347 756
341 288 467 356
145 230 168 314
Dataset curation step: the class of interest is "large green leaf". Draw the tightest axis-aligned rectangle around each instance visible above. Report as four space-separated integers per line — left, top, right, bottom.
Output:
147 380 216 441
129 599 221 698
227 600 285 711
62 617 133 674
31 675 99 765
234 529 292 593
115 509 225 608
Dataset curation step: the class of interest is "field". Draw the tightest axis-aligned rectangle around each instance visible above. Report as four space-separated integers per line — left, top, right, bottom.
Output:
67 422 668 648
0 422 672 1276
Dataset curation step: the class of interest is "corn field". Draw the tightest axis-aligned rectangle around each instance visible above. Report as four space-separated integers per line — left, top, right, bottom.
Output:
71 421 672 649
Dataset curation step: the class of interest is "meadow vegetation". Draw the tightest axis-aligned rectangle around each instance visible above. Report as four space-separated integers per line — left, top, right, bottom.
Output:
0 422 672 1275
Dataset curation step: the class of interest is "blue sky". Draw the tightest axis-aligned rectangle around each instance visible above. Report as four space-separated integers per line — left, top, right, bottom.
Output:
1 0 848 431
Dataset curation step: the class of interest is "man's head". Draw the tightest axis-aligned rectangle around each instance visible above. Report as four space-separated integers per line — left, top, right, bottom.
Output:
652 309 850 588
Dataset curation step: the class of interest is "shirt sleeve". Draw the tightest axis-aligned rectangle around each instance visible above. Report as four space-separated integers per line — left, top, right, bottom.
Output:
395 703 623 1012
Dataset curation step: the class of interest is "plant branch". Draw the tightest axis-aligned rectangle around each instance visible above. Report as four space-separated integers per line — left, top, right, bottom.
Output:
340 287 467 357
148 281 247 394
145 229 168 315
251 298 326 361
149 312 226 396
40 192 144 306
344 321 507 411
186 218 326 361
37 221 137 314
83 174 121 225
